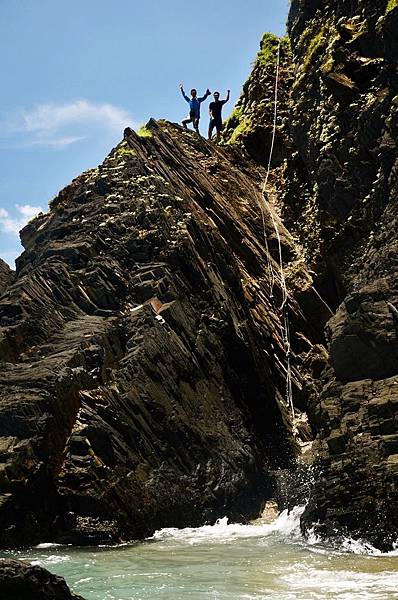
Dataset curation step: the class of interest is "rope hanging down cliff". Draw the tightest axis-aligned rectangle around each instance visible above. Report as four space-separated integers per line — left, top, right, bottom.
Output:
256 42 295 426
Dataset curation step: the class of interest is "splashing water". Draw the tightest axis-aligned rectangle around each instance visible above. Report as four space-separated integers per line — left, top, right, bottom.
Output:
2 506 398 600
151 505 304 545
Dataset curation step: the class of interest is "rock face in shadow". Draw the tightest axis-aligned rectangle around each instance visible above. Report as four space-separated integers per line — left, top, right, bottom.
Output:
287 0 398 549
223 4 398 550
0 558 85 600
0 259 13 295
0 120 326 546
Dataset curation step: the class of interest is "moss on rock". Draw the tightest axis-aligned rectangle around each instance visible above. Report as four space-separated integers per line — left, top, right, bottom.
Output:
257 32 288 66
137 125 153 138
116 144 136 157
222 32 292 166
386 0 398 13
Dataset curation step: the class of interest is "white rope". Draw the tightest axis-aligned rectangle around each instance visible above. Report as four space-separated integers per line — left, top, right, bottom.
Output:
256 42 296 426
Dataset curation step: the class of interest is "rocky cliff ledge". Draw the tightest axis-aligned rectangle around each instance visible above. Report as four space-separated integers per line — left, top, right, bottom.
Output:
0 120 327 547
288 0 398 550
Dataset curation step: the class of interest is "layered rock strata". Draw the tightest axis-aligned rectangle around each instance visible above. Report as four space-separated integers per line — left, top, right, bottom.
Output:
2 0 396 551
0 120 326 546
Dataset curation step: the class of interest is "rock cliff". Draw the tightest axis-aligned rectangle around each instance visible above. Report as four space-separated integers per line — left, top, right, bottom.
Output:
288 0 398 550
225 2 398 550
0 120 326 547
1 0 397 552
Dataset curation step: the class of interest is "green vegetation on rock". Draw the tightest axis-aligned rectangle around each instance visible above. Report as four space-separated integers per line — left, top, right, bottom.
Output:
385 0 398 13
302 26 327 74
223 33 290 147
116 144 136 157
256 32 285 66
292 24 328 89
228 116 254 145
137 125 153 138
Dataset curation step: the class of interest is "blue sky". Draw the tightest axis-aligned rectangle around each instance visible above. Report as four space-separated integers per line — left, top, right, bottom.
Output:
0 0 289 266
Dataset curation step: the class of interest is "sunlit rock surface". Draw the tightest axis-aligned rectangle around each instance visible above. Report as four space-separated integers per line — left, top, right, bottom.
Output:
0 120 326 547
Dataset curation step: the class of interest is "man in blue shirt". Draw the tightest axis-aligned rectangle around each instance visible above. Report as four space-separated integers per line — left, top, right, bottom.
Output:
180 85 211 134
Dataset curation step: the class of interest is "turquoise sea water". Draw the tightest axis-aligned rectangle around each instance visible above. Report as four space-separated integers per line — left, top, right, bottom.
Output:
3 507 398 600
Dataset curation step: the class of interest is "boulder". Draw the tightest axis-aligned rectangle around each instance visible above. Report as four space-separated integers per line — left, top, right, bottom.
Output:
0 558 85 600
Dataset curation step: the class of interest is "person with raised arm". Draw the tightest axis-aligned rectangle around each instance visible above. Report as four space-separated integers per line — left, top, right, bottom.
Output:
180 84 211 134
208 90 230 143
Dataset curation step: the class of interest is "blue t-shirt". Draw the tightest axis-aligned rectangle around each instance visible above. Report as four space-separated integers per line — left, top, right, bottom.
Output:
181 89 210 117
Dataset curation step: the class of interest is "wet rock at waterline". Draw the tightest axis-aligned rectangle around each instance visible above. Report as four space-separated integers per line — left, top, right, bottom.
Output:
0 559 85 600
250 500 280 525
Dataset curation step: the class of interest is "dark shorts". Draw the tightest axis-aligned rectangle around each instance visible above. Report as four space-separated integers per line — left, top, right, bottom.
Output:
209 118 223 133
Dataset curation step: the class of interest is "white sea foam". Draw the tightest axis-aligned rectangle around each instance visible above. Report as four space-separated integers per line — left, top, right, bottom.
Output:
75 577 93 584
151 505 398 558
340 536 398 556
3 505 398 600
282 565 398 597
306 526 398 557
151 505 305 545
31 554 71 566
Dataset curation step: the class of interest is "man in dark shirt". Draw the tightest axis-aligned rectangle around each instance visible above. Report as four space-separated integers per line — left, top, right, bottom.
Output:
208 90 230 143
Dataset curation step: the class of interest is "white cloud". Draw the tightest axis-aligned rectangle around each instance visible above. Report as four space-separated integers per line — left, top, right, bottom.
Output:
19 100 131 134
0 100 135 149
0 204 43 236
18 204 44 220
24 135 86 148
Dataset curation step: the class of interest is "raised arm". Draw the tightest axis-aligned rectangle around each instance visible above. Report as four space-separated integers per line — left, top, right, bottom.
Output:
198 88 212 103
180 85 190 103
224 89 231 103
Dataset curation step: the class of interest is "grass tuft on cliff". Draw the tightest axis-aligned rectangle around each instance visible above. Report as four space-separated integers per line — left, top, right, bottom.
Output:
385 0 398 13
116 143 136 157
137 125 153 138
257 32 285 66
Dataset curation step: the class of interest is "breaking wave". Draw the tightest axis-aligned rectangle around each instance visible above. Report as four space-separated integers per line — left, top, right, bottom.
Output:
151 505 305 545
